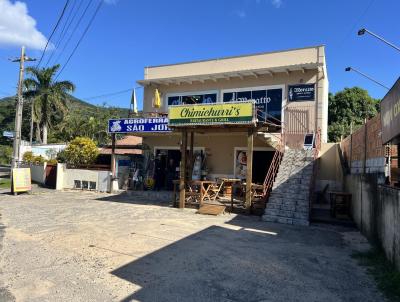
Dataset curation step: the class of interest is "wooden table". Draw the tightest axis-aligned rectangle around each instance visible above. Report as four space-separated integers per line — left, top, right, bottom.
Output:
172 179 216 207
188 180 215 205
218 178 241 198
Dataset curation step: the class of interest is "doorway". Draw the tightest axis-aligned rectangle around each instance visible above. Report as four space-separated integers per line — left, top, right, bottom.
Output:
234 149 275 184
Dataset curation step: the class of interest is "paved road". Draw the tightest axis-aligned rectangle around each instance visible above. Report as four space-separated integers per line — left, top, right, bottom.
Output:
0 191 385 302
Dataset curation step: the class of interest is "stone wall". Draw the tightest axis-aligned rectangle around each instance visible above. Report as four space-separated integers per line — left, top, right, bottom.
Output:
345 173 400 271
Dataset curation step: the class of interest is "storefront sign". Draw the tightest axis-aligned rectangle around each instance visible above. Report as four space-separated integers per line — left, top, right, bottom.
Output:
288 84 315 102
168 101 255 126
223 88 282 123
108 117 170 133
12 168 31 192
381 77 400 144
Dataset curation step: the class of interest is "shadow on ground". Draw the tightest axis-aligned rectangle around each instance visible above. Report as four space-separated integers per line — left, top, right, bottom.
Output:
111 214 379 302
95 191 173 207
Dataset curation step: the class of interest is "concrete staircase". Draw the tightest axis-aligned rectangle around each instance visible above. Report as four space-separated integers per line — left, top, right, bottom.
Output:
262 149 314 226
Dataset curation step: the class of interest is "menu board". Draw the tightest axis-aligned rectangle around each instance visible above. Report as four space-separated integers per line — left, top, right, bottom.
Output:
12 168 32 192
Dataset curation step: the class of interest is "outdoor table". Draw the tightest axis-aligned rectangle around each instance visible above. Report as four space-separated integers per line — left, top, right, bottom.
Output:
188 180 215 205
218 178 241 199
231 182 264 212
172 179 216 206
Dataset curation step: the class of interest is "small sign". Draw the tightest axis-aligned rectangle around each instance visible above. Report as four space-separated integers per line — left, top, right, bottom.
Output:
3 131 14 138
108 117 170 133
12 168 31 192
381 77 400 144
288 84 315 102
168 101 255 127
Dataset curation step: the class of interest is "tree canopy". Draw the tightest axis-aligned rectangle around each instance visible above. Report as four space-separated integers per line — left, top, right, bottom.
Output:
24 64 75 144
328 87 380 142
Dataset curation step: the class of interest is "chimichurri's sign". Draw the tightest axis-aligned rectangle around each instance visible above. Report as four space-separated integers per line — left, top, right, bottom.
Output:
168 101 255 126
288 84 315 102
108 117 170 133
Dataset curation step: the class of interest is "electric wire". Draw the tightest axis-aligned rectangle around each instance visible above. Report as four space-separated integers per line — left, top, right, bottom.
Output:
45 0 86 67
36 0 71 68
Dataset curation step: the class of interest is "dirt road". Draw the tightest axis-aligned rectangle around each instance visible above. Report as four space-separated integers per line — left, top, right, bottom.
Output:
0 191 385 301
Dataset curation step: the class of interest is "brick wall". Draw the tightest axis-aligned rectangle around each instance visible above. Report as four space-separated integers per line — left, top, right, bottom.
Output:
340 113 396 174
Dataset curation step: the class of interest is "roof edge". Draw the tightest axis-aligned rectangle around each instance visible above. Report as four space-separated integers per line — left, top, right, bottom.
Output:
144 45 326 69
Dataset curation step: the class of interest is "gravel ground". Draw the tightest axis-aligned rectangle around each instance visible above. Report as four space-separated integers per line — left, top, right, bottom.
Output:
0 191 385 302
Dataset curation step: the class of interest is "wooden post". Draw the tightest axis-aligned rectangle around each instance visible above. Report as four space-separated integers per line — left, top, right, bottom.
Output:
179 129 188 208
111 133 116 178
245 129 254 212
189 131 194 178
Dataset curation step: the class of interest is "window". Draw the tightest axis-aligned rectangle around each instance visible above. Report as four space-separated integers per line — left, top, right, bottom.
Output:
222 87 283 123
167 92 217 106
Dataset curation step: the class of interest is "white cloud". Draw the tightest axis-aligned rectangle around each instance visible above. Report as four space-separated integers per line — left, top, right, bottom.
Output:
271 0 283 8
0 0 49 50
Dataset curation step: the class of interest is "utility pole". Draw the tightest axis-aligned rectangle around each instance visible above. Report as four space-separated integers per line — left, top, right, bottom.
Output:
10 46 36 192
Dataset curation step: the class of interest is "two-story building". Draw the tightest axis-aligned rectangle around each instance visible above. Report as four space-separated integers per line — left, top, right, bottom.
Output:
135 45 328 189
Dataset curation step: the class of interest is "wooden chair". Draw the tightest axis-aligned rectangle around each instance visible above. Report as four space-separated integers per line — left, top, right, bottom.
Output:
204 180 224 203
185 183 200 205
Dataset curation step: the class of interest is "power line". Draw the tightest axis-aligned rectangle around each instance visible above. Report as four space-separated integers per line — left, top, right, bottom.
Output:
82 88 135 100
36 0 71 68
55 0 104 80
53 0 95 66
45 0 84 67
337 0 375 50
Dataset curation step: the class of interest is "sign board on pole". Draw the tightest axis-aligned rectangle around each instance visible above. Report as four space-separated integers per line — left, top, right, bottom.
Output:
12 168 31 192
168 101 255 127
288 84 315 102
3 131 14 138
108 117 170 133
381 77 400 144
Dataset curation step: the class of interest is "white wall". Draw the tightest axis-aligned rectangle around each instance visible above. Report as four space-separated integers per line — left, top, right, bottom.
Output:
62 168 111 192
21 163 46 184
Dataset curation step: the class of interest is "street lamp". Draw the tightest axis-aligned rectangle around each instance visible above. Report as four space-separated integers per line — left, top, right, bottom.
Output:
345 66 390 90
358 28 400 53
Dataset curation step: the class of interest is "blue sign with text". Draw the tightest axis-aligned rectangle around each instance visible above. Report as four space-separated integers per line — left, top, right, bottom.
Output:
108 118 171 133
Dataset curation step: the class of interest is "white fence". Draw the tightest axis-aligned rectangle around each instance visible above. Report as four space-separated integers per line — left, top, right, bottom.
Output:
21 163 46 184
57 164 110 192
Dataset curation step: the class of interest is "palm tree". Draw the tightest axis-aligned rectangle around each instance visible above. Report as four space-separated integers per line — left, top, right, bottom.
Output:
24 64 75 144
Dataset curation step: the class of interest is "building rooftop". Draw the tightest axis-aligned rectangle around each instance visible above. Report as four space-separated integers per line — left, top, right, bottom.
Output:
138 45 326 86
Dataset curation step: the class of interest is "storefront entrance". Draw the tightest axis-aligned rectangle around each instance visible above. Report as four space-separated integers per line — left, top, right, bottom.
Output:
155 149 181 190
235 149 275 184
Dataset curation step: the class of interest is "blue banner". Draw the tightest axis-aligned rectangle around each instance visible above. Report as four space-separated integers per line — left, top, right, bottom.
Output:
108 117 171 133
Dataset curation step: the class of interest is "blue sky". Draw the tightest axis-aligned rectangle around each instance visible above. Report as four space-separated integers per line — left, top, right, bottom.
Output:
0 0 399 110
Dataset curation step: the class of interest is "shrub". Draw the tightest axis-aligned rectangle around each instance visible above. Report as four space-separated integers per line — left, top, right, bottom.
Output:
64 137 98 168
47 158 58 165
22 151 35 163
56 150 67 163
0 145 12 165
33 155 45 164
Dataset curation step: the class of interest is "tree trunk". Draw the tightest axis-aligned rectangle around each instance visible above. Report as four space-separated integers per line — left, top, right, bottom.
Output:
42 124 48 145
35 122 41 143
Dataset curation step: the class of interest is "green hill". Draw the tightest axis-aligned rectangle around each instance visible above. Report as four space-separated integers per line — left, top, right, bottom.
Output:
0 94 130 145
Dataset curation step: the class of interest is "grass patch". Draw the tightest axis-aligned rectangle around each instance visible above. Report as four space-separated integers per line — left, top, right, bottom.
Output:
0 177 10 189
353 248 400 301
